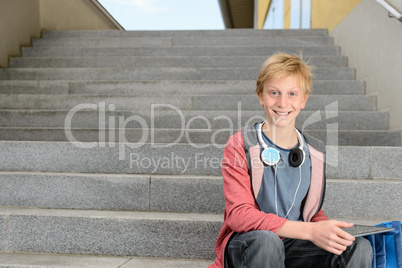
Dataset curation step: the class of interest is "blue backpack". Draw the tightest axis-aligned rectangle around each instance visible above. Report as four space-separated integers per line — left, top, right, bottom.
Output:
365 221 402 268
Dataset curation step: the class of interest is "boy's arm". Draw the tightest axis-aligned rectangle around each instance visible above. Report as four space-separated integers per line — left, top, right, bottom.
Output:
276 220 355 255
311 209 329 222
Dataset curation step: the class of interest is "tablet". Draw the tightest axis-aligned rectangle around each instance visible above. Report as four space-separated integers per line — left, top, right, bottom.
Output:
340 224 394 237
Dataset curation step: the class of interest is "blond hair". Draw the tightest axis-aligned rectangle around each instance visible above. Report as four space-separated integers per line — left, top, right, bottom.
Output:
256 53 312 96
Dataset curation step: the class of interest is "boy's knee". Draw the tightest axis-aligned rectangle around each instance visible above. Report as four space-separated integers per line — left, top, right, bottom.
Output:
226 231 285 267
234 230 284 254
247 231 285 266
349 237 373 266
355 237 373 258
254 230 283 248
249 230 285 260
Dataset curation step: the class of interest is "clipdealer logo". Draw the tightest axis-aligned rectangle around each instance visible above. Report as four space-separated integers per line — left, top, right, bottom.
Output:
64 101 339 168
64 102 265 161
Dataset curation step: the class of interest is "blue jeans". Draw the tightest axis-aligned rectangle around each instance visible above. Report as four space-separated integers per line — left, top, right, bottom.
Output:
225 230 373 268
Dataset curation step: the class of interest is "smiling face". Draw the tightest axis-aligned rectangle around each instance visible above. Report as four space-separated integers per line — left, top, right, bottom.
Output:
257 75 309 130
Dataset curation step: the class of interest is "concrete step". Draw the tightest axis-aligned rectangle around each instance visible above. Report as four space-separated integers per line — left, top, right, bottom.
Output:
0 207 222 259
0 172 224 213
21 45 340 57
0 218 394 268
0 110 388 130
31 36 334 47
9 55 347 68
0 67 355 81
0 80 365 95
0 172 400 219
0 142 400 180
324 179 402 219
41 29 329 38
33 37 173 47
0 252 213 268
0 94 374 111
0 128 399 146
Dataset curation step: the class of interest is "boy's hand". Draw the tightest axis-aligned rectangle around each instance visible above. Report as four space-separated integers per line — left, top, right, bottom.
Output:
309 220 355 255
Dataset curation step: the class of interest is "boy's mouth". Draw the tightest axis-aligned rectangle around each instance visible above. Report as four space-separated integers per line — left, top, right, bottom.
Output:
274 110 291 116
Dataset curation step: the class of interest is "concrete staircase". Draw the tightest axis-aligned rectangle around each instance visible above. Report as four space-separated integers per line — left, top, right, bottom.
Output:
0 29 401 267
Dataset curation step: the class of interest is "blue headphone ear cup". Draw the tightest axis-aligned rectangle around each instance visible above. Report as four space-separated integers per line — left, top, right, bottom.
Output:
261 147 280 166
289 148 304 167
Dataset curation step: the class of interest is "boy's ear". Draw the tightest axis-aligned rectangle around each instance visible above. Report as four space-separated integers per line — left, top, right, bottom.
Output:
257 91 264 106
301 94 309 109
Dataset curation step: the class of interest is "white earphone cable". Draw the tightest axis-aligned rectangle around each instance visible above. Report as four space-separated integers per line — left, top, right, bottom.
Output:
284 165 302 219
258 122 304 219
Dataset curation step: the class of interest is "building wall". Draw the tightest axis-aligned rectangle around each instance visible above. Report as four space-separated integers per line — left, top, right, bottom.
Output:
269 0 361 31
284 0 290 29
39 0 118 31
387 0 402 11
331 0 402 135
311 0 361 31
0 0 41 68
0 0 121 68
257 0 271 29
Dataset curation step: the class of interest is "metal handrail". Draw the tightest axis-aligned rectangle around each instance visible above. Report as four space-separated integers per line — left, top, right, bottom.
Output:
376 0 402 21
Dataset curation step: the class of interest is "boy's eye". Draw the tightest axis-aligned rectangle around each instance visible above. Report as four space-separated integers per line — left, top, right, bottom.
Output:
270 91 278 96
290 92 296 96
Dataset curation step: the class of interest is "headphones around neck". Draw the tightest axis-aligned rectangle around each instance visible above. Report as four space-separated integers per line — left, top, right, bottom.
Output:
257 122 305 167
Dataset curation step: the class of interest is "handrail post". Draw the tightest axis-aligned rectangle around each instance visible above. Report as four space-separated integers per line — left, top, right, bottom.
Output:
376 0 402 21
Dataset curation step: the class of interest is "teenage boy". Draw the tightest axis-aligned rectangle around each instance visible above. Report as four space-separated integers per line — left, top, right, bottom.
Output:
209 53 372 268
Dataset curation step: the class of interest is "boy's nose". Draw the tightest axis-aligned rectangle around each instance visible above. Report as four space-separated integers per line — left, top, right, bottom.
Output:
277 95 288 107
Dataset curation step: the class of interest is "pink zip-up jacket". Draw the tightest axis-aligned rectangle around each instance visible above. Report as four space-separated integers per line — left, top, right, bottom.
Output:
209 126 329 268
